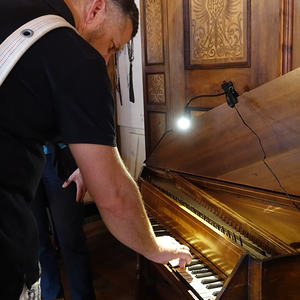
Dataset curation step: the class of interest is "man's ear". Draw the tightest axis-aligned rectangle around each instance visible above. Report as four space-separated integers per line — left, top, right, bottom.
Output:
85 0 107 25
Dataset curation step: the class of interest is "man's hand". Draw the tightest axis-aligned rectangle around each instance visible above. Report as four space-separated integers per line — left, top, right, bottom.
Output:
69 144 191 265
147 236 192 268
62 168 87 202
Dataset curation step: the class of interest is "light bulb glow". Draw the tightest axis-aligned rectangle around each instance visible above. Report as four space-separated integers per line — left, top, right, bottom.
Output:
177 116 191 130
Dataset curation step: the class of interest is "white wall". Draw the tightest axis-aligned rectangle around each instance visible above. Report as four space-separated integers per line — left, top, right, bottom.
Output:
116 0 145 179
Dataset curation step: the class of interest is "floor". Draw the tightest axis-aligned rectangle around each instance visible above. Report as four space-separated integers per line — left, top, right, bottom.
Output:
60 218 158 300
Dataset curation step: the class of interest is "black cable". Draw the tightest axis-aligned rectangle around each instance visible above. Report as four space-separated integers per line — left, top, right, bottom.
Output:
127 39 135 103
234 106 300 211
114 53 123 106
184 85 300 211
185 92 225 108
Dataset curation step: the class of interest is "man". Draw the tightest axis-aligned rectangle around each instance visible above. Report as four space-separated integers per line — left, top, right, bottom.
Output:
0 0 192 299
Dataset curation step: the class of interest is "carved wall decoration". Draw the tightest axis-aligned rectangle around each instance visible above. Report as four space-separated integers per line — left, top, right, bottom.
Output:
147 74 166 104
184 0 250 69
145 0 164 64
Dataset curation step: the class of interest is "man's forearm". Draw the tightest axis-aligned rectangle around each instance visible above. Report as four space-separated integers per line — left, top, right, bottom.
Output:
96 178 160 259
69 143 159 256
69 143 192 265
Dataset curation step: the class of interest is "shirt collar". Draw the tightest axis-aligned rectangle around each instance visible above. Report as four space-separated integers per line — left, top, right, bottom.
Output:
43 0 75 26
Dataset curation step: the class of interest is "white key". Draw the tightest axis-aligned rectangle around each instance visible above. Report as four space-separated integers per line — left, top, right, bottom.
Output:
186 270 219 299
169 258 180 268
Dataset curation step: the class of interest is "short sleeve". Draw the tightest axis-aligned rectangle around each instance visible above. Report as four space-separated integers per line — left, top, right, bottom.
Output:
53 57 117 147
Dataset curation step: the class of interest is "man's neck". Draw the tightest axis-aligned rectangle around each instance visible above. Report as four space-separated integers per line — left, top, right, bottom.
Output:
63 0 81 30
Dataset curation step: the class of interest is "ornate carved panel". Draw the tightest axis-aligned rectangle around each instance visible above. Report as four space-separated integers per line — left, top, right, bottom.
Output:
147 73 166 104
145 0 164 64
184 0 250 69
148 112 167 152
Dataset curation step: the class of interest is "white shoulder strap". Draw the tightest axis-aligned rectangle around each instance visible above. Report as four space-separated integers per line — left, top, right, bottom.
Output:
0 14 76 86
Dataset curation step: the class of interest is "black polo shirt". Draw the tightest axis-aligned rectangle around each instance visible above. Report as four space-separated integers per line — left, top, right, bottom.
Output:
0 0 116 297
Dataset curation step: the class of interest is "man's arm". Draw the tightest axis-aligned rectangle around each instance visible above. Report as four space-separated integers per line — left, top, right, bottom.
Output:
69 143 191 267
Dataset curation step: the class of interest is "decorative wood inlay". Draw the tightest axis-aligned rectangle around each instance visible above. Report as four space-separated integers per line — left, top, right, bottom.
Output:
147 74 166 104
145 0 164 64
148 112 167 152
187 0 249 67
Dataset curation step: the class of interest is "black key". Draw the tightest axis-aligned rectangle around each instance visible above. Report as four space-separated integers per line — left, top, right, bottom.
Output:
201 278 220 285
188 264 207 271
152 224 165 230
186 259 201 267
189 263 205 269
195 272 213 278
191 268 209 274
154 230 168 236
213 291 220 296
149 218 157 225
206 282 224 289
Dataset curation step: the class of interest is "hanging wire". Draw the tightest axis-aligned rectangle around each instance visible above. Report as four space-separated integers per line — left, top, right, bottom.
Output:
234 106 300 211
127 38 135 103
115 52 123 106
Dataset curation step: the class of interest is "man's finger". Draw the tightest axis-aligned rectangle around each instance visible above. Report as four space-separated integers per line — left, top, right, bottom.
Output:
62 180 70 188
179 254 192 268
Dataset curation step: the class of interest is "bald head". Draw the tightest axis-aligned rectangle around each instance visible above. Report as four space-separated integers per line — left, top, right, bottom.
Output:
65 0 138 38
64 0 138 63
108 0 139 38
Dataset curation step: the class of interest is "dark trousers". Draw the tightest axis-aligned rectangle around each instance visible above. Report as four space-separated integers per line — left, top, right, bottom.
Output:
30 153 95 300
